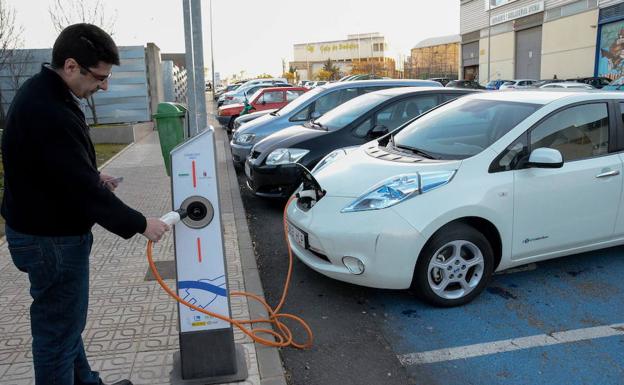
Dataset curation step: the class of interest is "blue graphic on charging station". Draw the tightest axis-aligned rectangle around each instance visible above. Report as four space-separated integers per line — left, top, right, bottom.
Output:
179 275 227 308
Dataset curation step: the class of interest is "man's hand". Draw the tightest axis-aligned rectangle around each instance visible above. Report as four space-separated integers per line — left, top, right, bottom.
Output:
100 173 122 191
142 218 170 242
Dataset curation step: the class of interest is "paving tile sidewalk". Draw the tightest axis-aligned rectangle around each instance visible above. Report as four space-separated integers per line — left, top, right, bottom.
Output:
0 122 286 385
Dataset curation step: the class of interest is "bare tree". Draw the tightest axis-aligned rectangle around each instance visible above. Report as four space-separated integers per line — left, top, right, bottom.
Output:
49 0 116 36
0 0 25 124
48 0 118 124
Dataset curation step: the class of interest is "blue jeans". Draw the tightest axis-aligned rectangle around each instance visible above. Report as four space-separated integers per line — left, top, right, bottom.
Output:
5 225 101 385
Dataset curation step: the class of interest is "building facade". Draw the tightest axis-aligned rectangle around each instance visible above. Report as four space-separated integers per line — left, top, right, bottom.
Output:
405 35 460 79
460 0 624 83
290 33 395 80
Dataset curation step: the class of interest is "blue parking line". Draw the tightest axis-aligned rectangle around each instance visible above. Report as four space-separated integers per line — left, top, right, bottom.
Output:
372 246 624 383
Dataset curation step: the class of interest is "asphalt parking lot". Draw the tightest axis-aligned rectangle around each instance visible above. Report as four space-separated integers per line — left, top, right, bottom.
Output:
234 165 624 385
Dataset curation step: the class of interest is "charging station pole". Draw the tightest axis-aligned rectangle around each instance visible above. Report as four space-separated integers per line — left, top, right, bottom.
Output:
169 128 248 383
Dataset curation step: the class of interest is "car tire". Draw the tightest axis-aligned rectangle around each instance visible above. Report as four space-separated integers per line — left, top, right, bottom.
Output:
411 223 494 307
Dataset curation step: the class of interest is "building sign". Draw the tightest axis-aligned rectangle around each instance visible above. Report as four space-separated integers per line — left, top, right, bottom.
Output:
320 43 359 53
484 0 518 10
490 1 544 25
597 20 624 79
305 43 359 54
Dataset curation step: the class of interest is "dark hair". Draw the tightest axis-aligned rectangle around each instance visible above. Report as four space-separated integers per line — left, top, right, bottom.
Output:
51 23 120 69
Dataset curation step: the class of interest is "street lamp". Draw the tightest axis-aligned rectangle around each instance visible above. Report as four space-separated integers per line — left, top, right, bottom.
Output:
209 0 215 89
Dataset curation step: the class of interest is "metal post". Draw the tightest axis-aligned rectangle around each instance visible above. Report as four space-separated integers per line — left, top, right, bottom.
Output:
209 0 215 93
191 0 207 133
183 0 197 135
487 4 491 83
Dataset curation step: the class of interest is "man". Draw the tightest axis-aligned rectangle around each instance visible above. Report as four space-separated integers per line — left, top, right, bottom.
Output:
1 24 169 385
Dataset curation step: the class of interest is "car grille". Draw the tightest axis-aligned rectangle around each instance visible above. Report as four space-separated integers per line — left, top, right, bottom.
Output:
250 150 261 159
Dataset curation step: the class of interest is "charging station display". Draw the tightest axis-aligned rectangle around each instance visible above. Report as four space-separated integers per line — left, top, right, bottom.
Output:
170 128 230 332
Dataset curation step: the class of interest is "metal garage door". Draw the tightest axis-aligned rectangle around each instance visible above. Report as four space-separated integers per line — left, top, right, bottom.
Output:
515 26 542 79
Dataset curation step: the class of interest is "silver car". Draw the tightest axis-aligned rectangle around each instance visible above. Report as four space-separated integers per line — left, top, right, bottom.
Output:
230 79 441 164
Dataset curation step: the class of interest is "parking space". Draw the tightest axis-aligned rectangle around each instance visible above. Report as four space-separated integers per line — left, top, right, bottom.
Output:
374 247 624 384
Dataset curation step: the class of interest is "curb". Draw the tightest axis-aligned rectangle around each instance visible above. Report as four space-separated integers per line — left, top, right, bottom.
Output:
216 126 288 385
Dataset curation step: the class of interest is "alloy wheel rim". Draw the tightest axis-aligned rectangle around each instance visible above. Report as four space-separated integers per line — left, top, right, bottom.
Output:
427 240 485 300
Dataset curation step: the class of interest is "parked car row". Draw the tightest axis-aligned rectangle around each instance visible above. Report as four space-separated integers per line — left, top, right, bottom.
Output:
217 73 624 308
280 89 624 308
229 79 441 164
245 87 476 198
482 76 613 90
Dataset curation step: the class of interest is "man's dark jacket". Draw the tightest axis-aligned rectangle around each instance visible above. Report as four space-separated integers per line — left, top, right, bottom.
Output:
1 65 146 238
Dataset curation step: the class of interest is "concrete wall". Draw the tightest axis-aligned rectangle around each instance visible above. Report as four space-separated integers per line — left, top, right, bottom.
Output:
0 46 151 125
479 32 516 81
145 43 165 117
162 60 188 103
541 9 598 79
89 121 154 144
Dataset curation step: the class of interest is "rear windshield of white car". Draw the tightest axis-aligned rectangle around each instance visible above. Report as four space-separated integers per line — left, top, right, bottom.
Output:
392 98 541 160
314 93 390 130
275 86 325 116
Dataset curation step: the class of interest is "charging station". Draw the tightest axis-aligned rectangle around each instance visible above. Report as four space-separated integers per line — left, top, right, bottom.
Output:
169 127 248 383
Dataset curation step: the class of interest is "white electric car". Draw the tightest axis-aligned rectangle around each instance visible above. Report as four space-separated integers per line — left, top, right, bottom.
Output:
286 90 624 306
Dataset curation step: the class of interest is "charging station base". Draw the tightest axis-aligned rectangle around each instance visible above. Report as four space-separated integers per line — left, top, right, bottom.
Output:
171 343 248 384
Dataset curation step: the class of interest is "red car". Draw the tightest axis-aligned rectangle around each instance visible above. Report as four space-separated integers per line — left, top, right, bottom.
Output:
217 86 307 130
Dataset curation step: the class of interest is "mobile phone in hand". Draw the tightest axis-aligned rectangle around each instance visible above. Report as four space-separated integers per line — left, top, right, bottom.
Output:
105 176 124 185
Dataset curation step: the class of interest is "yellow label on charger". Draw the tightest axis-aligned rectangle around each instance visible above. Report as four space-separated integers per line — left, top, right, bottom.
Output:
192 321 207 327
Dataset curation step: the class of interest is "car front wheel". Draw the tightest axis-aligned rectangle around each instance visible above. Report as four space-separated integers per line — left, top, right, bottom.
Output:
412 223 494 307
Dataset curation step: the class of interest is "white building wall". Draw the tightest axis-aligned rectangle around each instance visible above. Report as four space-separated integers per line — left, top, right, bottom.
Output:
479 32 516 81
541 9 598 78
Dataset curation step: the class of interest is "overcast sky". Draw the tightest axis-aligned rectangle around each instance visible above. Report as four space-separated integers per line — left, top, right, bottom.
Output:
8 0 460 79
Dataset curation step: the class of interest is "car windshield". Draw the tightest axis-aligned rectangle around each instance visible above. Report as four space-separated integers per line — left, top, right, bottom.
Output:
314 93 390 130
392 98 541 160
275 86 325 116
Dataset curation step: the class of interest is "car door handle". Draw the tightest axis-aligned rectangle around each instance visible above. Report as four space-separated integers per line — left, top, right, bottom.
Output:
595 170 620 178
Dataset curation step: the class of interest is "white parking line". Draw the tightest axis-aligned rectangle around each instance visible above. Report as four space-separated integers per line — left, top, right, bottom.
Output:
398 323 624 366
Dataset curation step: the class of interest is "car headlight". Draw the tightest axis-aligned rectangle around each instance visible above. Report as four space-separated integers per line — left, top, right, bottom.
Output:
266 148 310 166
341 171 456 213
234 133 255 145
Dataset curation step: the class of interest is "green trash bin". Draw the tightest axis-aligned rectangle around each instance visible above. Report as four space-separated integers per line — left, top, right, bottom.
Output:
153 102 187 176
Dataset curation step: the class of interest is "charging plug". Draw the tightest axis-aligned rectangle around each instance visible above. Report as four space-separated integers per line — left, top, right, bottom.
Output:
160 208 188 226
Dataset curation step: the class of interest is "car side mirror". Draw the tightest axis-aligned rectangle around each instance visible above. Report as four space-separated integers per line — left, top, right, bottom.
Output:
261 100 266 105
369 124 388 138
310 111 321 119
527 147 563 168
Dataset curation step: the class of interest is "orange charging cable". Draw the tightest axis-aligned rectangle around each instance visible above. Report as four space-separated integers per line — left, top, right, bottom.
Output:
146 196 313 349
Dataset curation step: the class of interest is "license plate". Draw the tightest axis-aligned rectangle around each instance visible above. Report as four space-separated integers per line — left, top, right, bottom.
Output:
244 161 251 179
287 222 307 249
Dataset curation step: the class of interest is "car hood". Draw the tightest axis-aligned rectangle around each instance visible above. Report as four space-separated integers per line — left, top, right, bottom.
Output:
220 103 244 111
313 144 462 198
235 112 278 135
253 125 325 156
242 109 276 120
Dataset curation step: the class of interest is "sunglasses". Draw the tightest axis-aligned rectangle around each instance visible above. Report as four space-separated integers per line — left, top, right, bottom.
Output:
78 63 112 82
